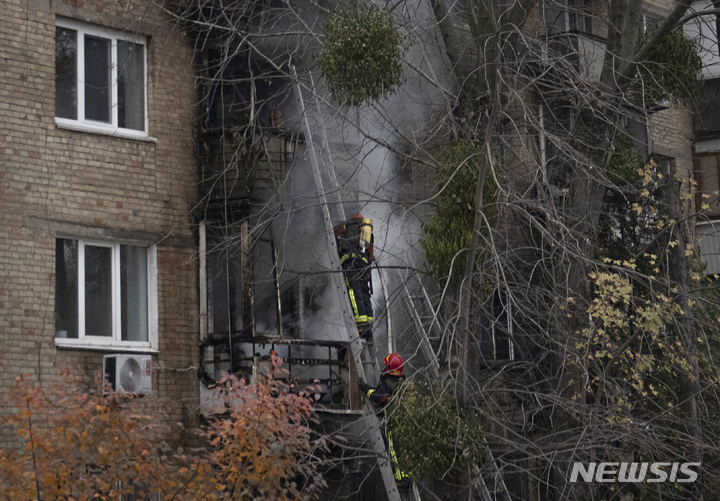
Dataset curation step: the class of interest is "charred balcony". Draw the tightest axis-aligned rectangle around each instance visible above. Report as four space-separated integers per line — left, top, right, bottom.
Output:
196 46 302 218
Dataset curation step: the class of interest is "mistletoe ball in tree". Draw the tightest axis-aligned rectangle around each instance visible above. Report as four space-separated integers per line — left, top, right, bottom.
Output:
320 5 404 106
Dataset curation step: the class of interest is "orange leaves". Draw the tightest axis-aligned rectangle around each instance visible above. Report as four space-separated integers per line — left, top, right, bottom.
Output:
0 357 327 501
183 352 327 501
0 371 170 501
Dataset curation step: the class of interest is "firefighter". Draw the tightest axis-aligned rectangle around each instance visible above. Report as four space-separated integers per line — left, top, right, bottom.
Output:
359 353 404 406
334 214 374 336
358 353 411 486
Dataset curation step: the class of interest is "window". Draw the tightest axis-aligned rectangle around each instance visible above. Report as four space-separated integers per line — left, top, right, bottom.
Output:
642 12 663 32
694 153 720 217
55 239 158 351
55 18 147 136
543 0 590 34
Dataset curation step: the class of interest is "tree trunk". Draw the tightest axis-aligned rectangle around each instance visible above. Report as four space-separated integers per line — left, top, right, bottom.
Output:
666 168 702 499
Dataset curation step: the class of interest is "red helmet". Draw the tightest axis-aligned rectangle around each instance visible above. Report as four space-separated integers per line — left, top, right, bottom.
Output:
384 353 404 376
351 213 363 220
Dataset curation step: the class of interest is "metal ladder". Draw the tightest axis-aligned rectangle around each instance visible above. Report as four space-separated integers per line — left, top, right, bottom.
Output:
399 272 511 501
293 68 402 501
401 276 441 379
474 442 512 501
294 64 509 501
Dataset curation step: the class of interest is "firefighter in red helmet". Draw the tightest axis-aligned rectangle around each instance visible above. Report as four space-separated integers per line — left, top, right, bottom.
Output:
359 353 411 485
359 353 404 406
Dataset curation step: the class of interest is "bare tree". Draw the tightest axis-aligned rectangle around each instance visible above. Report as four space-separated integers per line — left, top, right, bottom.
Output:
155 0 720 498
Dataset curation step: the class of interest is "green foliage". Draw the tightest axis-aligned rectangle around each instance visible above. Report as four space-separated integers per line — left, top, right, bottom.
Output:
598 157 667 272
319 5 404 106
592 159 685 413
574 270 684 414
388 380 484 479
608 131 643 185
636 29 702 104
421 140 500 282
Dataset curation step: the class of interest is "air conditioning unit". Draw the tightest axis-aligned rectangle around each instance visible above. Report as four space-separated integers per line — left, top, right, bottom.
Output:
103 354 152 394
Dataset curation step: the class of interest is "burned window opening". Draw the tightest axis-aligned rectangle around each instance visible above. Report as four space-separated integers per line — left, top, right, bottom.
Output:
474 287 515 364
197 47 302 213
199 130 300 212
204 224 291 340
203 226 318 365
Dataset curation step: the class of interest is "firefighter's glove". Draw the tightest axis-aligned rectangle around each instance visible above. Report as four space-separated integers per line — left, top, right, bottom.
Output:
358 381 371 393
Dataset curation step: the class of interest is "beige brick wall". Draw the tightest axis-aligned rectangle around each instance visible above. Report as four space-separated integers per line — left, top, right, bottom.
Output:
0 0 200 448
650 106 695 215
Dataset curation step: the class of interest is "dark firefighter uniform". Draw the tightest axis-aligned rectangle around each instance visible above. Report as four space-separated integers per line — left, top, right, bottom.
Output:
359 353 411 485
341 250 373 327
334 214 374 334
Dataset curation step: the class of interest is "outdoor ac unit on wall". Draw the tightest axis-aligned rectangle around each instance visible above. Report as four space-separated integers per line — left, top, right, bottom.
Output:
103 354 152 394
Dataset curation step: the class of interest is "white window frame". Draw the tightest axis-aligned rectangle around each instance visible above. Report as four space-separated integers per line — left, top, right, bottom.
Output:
542 0 588 34
642 12 663 32
55 239 159 352
55 18 148 138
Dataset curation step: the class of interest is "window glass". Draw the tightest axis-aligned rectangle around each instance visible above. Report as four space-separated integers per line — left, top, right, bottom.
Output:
85 245 113 337
543 0 588 34
55 238 155 348
121 245 148 341
55 20 146 134
84 35 111 123
699 155 720 215
55 239 78 338
55 27 77 120
118 41 145 131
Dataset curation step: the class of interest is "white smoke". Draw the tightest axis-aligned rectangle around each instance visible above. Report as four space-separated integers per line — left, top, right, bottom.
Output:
252 0 453 372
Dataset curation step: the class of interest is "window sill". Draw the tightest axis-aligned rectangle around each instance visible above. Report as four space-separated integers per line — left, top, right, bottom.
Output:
697 219 720 227
55 337 159 354
55 119 157 143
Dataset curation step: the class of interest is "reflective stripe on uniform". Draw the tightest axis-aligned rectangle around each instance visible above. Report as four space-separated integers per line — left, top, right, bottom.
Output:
388 431 411 481
348 288 359 318
347 280 368 323
340 252 358 264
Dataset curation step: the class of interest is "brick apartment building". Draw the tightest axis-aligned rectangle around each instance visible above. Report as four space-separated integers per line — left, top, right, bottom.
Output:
1 0 719 492
0 0 200 445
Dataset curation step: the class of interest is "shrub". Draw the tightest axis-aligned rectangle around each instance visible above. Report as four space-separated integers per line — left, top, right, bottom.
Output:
420 139 500 282
636 29 702 104
182 353 327 500
319 5 404 106
388 380 484 480
0 356 327 501
0 370 170 501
